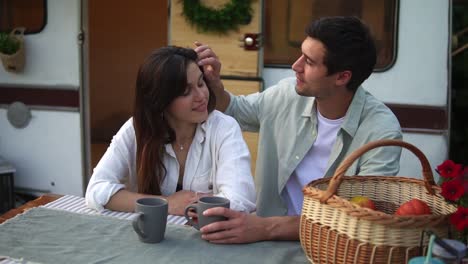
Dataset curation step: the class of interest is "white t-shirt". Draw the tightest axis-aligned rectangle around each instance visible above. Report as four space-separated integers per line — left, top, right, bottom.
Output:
85 110 256 213
282 111 344 215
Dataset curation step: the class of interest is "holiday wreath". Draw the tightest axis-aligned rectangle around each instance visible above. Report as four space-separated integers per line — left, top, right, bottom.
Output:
182 0 253 33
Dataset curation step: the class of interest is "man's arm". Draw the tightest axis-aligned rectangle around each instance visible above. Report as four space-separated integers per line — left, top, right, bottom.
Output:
195 42 263 131
199 207 300 244
206 77 231 112
194 42 230 112
357 131 403 176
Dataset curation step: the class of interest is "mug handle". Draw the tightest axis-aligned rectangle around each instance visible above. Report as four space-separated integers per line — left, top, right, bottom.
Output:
132 212 146 238
184 204 199 230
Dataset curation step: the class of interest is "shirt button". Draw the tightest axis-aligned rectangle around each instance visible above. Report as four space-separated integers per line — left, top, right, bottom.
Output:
295 155 300 160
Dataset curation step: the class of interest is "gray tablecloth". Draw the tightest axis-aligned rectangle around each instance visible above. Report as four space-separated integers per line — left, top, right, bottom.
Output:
0 207 307 264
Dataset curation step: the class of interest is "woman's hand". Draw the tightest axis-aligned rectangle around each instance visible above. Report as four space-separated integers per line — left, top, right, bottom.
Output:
166 190 198 215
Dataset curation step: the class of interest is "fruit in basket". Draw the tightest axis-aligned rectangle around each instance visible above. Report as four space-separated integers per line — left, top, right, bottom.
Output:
350 196 376 210
395 198 431 215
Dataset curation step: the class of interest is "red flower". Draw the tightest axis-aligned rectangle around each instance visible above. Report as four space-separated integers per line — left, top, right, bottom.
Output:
441 180 465 201
437 160 463 179
450 207 468 231
436 160 468 235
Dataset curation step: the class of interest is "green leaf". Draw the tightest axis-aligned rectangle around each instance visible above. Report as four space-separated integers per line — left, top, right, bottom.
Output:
0 32 20 55
182 0 253 34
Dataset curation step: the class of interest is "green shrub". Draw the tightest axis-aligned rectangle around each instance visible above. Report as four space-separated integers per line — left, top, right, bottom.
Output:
0 32 20 55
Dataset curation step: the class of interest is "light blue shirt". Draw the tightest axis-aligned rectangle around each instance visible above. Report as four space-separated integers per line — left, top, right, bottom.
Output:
226 77 402 217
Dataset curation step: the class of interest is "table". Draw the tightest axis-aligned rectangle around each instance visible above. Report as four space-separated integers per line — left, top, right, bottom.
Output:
0 195 308 264
0 194 61 224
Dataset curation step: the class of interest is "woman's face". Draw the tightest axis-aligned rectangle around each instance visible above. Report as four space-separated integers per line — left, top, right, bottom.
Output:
165 62 210 126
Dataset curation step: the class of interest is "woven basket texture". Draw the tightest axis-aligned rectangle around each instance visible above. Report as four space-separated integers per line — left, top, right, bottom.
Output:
300 139 457 264
0 27 25 72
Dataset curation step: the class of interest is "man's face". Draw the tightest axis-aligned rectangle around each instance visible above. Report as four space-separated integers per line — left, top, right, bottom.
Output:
292 37 341 98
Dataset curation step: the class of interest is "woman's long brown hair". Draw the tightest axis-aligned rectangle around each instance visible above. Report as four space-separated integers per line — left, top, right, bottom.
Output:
133 46 216 195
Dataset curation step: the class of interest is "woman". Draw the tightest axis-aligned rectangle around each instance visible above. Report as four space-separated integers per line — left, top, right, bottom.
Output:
85 46 256 215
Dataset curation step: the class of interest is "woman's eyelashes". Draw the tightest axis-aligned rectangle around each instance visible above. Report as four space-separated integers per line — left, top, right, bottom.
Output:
198 79 205 88
182 86 191 96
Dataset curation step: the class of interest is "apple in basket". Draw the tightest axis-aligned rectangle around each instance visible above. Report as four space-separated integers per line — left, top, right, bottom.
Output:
395 198 431 216
349 196 376 210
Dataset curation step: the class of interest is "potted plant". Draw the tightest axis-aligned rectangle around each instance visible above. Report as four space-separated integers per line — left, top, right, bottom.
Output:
0 27 25 73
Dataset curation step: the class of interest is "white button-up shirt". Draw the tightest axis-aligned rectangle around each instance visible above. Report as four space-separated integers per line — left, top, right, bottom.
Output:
85 110 256 213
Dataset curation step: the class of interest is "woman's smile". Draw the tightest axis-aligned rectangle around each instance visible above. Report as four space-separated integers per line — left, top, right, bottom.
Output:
193 102 207 112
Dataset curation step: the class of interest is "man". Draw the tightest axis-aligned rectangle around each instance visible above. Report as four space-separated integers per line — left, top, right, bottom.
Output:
195 16 402 243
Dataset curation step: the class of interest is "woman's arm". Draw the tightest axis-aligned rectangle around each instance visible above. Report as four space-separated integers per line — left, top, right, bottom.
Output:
86 119 201 215
106 189 198 215
105 189 148 212
85 120 136 211
211 113 256 213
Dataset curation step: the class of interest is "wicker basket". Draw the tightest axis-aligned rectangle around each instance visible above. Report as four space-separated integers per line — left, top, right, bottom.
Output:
0 27 25 73
300 139 457 264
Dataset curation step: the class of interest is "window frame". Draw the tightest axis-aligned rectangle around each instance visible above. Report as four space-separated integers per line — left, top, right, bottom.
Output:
263 0 400 72
0 0 48 35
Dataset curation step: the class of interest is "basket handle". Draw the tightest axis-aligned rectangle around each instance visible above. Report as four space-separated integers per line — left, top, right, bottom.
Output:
320 139 436 203
10 27 26 39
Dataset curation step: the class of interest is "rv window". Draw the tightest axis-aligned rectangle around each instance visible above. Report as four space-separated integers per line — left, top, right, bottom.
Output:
264 0 397 71
0 0 47 34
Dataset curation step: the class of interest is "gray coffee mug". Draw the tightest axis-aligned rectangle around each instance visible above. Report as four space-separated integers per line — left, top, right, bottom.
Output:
132 197 168 243
184 196 230 230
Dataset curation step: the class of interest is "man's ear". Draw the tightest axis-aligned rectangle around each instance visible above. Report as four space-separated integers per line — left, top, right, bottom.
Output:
335 70 352 86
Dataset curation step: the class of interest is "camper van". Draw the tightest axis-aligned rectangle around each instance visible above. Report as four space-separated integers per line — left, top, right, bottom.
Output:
0 0 452 199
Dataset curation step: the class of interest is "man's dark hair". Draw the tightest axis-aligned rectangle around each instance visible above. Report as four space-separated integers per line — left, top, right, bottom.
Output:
306 16 377 92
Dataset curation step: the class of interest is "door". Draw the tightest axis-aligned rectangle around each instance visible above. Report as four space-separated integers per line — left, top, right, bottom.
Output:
87 0 168 171
169 0 263 175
